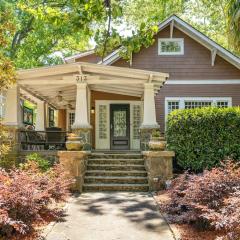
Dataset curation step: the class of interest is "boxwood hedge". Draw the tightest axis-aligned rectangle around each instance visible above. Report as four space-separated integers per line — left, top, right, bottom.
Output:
166 107 240 171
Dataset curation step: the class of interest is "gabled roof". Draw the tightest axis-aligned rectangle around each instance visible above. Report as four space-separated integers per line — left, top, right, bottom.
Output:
64 50 95 63
68 15 239 69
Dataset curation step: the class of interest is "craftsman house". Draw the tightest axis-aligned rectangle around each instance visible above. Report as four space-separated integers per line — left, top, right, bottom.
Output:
2 15 240 152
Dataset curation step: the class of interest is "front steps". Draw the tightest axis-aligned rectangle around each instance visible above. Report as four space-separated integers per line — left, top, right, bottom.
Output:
83 152 149 192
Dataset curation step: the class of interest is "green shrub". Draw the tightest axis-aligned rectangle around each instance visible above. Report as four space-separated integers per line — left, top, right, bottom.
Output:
166 107 240 171
24 153 51 171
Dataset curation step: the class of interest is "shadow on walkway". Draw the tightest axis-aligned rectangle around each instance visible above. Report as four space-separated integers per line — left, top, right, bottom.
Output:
75 192 167 232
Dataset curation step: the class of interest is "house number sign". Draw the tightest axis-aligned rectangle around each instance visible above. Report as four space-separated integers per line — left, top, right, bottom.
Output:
76 75 87 83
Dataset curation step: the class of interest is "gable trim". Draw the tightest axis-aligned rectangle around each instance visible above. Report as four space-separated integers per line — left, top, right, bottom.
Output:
158 15 240 69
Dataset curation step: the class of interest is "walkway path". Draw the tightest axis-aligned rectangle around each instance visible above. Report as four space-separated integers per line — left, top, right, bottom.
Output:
44 192 174 240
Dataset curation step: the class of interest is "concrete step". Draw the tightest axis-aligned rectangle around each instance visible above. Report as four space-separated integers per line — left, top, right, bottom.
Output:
84 176 148 184
89 153 142 159
83 183 149 192
85 170 148 177
87 164 146 171
87 159 144 165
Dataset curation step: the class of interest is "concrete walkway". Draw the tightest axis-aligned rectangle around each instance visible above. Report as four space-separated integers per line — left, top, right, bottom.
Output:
44 192 174 240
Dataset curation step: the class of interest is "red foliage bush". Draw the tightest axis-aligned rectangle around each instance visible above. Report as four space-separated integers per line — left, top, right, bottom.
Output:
160 161 240 240
0 161 72 239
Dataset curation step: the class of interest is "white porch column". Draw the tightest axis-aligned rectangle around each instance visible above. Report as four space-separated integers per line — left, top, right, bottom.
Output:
35 100 45 131
141 83 159 128
3 85 23 128
72 82 91 129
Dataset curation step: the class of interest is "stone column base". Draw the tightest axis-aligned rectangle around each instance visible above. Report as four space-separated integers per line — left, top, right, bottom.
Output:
143 151 175 191
72 127 92 151
140 126 160 151
1 125 23 168
57 151 89 192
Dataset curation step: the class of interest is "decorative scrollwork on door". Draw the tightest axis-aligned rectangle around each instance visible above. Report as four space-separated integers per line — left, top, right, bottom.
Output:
113 110 127 137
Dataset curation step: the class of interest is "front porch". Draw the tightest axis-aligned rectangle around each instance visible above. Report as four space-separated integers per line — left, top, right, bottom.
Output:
3 62 169 151
2 62 176 192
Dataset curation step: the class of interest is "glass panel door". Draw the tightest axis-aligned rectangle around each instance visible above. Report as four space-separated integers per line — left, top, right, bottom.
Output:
110 104 130 150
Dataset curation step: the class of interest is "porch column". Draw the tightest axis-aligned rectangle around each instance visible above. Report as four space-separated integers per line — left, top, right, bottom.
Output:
140 83 160 151
35 100 45 131
3 85 23 128
2 85 23 152
72 82 91 129
72 82 92 150
141 83 159 128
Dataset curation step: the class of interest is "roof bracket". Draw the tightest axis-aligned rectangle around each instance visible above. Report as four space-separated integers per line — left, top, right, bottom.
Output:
170 20 174 38
211 49 217 66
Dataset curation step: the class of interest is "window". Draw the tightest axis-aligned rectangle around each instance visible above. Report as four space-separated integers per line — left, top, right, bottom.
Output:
165 97 232 124
48 107 55 127
69 112 75 126
158 38 184 55
167 101 180 114
99 105 107 139
184 101 212 109
217 101 229 108
0 94 6 118
132 105 141 139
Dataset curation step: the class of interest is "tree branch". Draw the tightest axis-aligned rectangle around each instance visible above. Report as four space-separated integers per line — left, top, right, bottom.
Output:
10 16 34 58
102 0 112 61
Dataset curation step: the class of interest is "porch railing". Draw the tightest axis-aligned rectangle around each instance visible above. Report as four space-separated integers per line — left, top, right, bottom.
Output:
19 130 69 151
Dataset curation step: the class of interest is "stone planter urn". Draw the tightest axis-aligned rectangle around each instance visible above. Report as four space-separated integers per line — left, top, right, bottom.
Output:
66 133 84 151
148 130 167 151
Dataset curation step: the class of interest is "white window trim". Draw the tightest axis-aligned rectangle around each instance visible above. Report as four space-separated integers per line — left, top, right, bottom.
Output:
158 38 184 55
66 109 75 131
165 97 232 124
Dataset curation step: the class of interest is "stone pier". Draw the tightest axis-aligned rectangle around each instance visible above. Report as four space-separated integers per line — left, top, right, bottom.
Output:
58 151 89 192
143 151 175 191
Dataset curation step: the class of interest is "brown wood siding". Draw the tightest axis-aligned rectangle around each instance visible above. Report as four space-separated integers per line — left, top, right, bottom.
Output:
156 84 240 131
75 53 101 63
74 26 240 135
90 90 140 149
112 26 240 79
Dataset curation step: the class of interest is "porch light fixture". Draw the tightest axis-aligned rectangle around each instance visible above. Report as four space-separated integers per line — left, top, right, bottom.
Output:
91 106 95 114
57 95 63 102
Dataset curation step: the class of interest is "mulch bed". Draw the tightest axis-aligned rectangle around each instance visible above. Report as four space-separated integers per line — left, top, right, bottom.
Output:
155 190 221 240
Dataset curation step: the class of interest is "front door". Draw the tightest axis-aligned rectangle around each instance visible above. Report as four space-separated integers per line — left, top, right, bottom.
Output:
110 104 130 150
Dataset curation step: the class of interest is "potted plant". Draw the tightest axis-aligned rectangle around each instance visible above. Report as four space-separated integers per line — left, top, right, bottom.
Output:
148 130 166 151
65 133 84 151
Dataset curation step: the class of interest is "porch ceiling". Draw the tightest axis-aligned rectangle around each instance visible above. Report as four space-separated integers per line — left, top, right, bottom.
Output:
17 62 169 109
